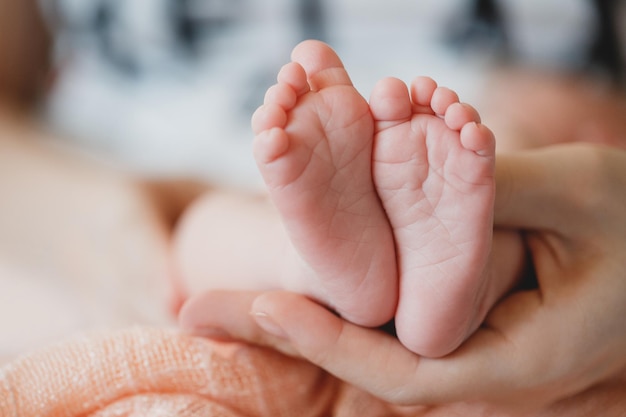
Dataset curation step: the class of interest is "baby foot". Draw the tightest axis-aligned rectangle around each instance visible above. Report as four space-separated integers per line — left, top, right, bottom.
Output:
251 40 397 326
370 76 496 357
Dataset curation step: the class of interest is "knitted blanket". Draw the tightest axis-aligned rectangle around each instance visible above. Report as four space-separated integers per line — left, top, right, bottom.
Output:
0 326 421 417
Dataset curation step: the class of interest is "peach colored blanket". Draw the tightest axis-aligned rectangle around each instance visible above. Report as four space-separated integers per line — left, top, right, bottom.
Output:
0 326 422 417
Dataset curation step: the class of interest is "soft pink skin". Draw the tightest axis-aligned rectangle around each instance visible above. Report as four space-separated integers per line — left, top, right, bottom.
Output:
252 40 497 356
370 75 496 356
251 40 398 327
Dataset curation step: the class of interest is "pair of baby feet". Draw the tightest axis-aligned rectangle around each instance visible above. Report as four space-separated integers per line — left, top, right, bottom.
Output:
251 41 495 358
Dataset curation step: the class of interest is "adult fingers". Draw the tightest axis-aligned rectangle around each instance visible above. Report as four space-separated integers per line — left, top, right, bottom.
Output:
248 291 533 406
181 290 433 403
180 287 612 409
250 291 439 404
178 290 300 358
250 289 601 410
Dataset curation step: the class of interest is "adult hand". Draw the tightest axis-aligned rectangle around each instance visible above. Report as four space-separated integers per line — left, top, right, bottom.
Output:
180 143 626 412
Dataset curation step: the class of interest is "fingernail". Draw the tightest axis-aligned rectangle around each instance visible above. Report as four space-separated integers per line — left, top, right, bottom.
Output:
252 311 289 339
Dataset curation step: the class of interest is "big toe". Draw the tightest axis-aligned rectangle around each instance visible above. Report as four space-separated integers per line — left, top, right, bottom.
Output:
370 77 412 129
291 40 353 90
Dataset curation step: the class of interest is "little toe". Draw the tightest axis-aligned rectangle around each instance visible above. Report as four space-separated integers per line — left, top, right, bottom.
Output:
460 122 496 156
370 77 412 130
444 102 481 131
277 62 310 96
291 40 353 90
251 103 287 135
431 87 460 116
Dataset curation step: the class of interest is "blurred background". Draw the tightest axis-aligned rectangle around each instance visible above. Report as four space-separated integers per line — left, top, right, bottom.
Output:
39 0 625 188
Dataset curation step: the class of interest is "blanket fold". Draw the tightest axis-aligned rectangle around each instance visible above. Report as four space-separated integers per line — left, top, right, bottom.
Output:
1 326 427 417
1 327 340 416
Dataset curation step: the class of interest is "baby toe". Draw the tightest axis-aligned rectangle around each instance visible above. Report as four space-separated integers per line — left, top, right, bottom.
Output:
410 76 438 107
460 122 495 157
431 87 460 116
444 102 481 131
251 103 288 135
277 62 310 96
264 84 298 110
370 77 412 127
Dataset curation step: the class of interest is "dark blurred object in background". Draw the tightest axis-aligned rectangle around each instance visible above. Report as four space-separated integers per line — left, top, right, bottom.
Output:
0 0 51 107
448 0 625 87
